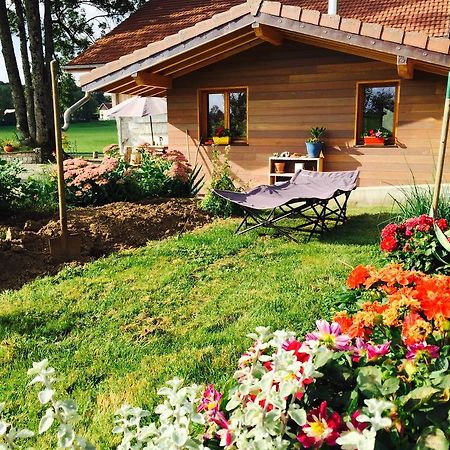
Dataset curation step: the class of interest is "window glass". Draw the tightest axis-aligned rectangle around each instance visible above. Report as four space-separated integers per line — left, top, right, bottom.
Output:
362 86 396 136
229 91 247 138
207 93 225 138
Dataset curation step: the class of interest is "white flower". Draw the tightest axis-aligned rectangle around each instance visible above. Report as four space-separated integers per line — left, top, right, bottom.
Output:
336 429 377 450
357 399 394 432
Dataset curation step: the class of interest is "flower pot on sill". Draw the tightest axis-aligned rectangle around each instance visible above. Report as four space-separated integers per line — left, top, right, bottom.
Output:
213 136 230 145
3 145 13 153
305 142 323 158
363 136 385 146
274 162 286 173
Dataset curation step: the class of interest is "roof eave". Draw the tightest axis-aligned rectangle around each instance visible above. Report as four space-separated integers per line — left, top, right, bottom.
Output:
63 63 103 73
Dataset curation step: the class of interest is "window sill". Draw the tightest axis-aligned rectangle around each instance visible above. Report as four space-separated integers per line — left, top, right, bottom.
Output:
202 142 249 146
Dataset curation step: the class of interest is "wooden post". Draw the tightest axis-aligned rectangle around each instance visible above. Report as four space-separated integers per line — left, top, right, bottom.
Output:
431 72 450 215
50 60 68 239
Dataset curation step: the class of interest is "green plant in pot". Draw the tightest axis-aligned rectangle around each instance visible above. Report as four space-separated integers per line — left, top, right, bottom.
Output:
2 139 15 153
305 126 326 157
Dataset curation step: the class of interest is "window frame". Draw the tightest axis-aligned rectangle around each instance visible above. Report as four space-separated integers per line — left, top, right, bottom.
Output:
198 87 249 144
355 80 401 146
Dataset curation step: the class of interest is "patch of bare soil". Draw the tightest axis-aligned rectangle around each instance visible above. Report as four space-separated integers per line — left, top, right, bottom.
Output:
0 199 211 292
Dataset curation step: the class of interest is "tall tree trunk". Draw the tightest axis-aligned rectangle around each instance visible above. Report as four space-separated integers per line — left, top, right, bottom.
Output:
14 0 36 142
0 0 31 143
23 0 52 159
43 0 55 150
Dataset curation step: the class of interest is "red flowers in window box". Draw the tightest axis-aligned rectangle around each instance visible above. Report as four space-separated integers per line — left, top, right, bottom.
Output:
363 129 389 146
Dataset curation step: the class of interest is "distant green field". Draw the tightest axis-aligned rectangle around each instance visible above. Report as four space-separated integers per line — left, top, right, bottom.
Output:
0 121 117 154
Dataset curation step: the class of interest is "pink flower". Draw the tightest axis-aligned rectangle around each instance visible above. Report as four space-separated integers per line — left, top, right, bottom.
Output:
352 338 368 363
406 342 440 360
305 320 351 350
198 384 222 417
198 384 231 444
366 341 391 361
297 401 342 448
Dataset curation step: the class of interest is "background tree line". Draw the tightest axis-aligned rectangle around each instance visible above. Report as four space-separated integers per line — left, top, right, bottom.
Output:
0 0 145 159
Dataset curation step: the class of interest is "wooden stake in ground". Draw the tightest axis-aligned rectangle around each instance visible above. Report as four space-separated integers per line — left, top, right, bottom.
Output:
431 72 450 215
49 59 81 261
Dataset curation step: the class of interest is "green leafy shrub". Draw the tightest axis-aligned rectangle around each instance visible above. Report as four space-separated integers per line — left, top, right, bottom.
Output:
0 159 23 211
135 147 201 198
21 169 58 213
201 145 240 217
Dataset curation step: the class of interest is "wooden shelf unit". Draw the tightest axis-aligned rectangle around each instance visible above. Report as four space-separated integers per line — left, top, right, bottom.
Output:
269 156 324 185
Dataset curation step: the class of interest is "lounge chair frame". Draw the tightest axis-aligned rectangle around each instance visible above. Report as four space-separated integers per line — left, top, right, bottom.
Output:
234 190 351 242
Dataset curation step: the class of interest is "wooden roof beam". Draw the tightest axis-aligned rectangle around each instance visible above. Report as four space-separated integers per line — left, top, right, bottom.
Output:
397 55 414 79
131 71 172 89
252 23 283 46
104 78 135 93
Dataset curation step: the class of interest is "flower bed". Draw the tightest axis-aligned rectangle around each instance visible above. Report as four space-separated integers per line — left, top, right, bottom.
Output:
2 263 449 449
380 215 450 273
63 155 136 206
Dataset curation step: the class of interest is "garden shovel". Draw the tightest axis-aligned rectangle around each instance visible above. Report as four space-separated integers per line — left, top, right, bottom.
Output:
49 60 81 261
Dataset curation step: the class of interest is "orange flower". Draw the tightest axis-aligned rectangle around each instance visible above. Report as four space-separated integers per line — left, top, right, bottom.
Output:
415 277 450 320
377 264 420 288
401 312 432 345
381 288 421 327
334 311 370 339
333 311 353 333
347 265 372 289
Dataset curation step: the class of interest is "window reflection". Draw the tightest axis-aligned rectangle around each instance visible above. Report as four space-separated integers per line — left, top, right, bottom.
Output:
362 86 396 135
230 92 247 138
207 93 225 138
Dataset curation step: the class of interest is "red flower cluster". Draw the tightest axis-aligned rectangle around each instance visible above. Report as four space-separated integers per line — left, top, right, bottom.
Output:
380 215 448 254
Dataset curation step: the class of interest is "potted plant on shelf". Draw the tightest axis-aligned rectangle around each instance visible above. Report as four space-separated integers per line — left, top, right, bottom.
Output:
363 129 390 146
2 140 15 153
213 127 231 145
305 126 326 157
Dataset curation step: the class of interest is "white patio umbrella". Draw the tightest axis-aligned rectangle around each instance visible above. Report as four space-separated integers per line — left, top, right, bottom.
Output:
107 96 167 145
107 96 167 118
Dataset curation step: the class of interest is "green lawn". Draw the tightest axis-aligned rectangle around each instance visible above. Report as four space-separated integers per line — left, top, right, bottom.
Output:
0 121 117 154
0 208 388 448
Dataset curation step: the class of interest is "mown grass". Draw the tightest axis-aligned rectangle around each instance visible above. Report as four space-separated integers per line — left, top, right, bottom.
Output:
0 121 117 154
0 208 388 448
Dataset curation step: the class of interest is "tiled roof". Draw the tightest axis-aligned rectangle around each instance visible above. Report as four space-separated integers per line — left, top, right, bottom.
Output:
283 0 450 36
70 0 243 66
79 0 450 89
70 0 450 67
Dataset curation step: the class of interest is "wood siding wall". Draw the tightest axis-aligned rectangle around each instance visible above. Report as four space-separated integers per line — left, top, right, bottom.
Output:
167 41 449 188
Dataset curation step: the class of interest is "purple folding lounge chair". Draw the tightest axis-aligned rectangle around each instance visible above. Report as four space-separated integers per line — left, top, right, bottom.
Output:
213 170 359 242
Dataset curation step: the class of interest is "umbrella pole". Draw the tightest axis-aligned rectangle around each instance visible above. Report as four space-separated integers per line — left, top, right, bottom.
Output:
149 116 155 145
431 72 450 215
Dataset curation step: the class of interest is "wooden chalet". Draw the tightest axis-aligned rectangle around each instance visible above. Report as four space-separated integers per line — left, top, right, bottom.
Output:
66 0 450 189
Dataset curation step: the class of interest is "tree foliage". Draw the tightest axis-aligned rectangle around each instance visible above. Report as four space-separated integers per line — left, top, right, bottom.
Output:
0 0 145 157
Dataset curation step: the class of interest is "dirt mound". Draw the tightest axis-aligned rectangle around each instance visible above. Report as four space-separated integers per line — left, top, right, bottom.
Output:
0 199 211 291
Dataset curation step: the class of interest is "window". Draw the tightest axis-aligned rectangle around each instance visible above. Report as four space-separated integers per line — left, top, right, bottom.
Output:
200 88 248 143
356 82 399 145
